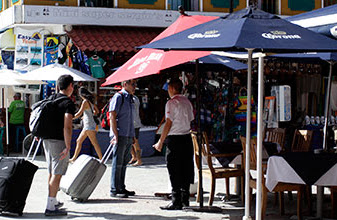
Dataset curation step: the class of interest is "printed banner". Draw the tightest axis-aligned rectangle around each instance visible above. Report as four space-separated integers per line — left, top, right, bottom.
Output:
14 28 44 72
45 37 59 65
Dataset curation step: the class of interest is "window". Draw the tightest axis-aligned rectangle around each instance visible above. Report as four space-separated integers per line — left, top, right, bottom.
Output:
261 0 277 14
324 1 337 6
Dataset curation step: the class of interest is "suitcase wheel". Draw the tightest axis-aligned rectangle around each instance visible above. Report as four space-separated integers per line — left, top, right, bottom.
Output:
78 199 86 203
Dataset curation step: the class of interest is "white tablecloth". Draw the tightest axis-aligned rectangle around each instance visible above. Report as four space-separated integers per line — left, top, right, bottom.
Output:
265 155 337 191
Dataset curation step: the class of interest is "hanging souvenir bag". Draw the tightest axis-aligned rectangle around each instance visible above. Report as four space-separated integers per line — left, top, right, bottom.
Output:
234 87 256 123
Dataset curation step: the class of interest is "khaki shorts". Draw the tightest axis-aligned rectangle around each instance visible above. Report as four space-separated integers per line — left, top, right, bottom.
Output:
43 139 69 175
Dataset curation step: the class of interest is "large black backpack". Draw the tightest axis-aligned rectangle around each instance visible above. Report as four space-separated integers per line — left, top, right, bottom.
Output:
29 96 69 138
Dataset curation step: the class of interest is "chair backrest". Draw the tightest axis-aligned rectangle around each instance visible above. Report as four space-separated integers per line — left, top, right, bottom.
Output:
190 131 214 172
191 132 201 170
291 129 313 152
202 132 215 170
240 136 257 170
264 128 286 152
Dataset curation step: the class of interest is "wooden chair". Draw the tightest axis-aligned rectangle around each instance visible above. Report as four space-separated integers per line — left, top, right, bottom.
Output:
264 128 286 152
191 132 244 206
291 129 313 152
240 136 306 220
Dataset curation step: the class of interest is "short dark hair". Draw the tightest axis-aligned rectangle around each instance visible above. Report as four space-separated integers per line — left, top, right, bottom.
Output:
79 87 94 103
57 75 74 91
168 78 183 93
14 93 21 99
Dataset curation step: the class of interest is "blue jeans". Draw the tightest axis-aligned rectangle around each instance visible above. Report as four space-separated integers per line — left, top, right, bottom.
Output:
110 136 133 193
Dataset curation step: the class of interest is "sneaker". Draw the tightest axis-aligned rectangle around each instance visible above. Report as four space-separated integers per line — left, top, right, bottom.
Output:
55 202 64 208
44 208 67 216
122 189 135 196
110 192 128 198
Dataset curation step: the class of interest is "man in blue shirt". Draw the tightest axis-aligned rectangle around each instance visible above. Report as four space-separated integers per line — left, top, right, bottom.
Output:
109 79 136 198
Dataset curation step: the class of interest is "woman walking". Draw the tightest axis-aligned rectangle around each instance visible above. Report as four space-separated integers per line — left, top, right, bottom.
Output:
69 87 102 162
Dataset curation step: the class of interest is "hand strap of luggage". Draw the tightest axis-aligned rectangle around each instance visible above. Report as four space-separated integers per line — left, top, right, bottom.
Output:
25 138 42 162
100 143 114 164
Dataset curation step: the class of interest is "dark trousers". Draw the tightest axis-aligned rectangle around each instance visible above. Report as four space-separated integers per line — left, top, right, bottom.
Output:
9 123 24 152
110 136 133 193
166 134 194 204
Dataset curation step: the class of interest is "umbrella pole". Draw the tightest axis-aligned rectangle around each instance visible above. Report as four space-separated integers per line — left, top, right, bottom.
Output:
196 59 204 208
183 59 222 213
243 49 253 220
322 61 334 151
256 56 264 220
5 87 9 156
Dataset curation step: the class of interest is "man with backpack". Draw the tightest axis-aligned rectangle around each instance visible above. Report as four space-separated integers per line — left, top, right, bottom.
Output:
43 75 75 216
109 80 136 198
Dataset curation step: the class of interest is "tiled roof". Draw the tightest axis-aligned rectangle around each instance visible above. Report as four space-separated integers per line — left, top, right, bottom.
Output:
67 26 164 53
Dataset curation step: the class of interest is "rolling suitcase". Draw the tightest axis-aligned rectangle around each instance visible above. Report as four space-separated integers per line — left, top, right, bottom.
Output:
0 138 41 216
60 143 113 202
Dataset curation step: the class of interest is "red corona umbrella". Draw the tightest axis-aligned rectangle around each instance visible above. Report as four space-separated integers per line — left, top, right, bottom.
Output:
102 14 218 86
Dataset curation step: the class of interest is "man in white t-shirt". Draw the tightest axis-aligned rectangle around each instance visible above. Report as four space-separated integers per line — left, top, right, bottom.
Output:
153 78 194 210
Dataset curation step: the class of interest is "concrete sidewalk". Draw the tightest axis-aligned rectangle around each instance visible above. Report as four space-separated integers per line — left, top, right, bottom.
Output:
0 155 334 220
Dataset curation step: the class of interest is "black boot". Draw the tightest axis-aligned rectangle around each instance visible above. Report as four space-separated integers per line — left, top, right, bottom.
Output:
181 189 190 207
160 190 182 210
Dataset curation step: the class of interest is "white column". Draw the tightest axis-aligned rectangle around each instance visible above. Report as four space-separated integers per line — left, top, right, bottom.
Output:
255 56 264 220
200 0 203 12
114 0 118 8
321 0 324 8
278 0 281 15
165 0 168 10
242 49 253 220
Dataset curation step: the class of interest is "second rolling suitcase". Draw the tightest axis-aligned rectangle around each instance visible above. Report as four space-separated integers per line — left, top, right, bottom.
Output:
0 138 41 216
60 144 113 202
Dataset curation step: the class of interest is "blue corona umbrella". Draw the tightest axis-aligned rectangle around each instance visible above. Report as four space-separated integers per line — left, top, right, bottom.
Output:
269 52 337 62
287 4 337 39
198 54 248 70
140 6 337 219
140 7 337 53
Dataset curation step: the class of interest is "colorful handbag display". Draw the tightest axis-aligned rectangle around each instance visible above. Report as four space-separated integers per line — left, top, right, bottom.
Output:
234 87 256 123
234 87 254 111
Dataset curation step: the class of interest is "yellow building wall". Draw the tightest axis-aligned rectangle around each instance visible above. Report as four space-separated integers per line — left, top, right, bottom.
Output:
281 0 322 16
203 0 246 13
10 0 77 7
118 0 165 9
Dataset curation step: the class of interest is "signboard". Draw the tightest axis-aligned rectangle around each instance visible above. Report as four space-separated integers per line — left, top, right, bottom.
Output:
24 5 180 27
14 27 43 72
11 0 77 6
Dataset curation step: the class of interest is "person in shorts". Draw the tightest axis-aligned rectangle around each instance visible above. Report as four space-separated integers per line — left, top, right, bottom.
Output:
43 75 75 216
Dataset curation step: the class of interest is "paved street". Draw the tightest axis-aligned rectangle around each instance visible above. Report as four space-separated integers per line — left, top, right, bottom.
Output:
0 154 335 220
